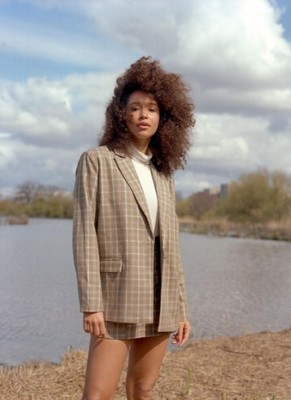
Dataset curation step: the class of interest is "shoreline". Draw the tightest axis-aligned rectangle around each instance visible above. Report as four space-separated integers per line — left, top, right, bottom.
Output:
179 218 291 242
1 328 291 399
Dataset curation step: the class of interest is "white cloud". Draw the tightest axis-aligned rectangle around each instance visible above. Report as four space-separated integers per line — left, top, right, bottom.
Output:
0 78 72 144
174 0 290 81
0 136 16 169
0 72 119 147
0 135 79 190
82 0 291 118
0 70 120 190
83 0 291 86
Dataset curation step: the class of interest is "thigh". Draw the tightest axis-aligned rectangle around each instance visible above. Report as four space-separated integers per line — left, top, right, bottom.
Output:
127 334 169 385
83 335 130 399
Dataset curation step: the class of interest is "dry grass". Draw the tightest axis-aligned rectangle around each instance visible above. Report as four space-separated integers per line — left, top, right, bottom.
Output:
179 217 291 241
1 329 291 399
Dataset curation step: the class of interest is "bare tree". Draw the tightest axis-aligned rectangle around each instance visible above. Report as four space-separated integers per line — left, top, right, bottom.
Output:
15 181 60 204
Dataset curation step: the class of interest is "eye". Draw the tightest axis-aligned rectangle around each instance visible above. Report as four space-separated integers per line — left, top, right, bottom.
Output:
149 107 158 112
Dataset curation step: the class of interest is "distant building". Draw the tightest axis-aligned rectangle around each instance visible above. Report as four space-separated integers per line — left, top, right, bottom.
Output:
191 189 218 217
195 189 217 207
219 183 228 199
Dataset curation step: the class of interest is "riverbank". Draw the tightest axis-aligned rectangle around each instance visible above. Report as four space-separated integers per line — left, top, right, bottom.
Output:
0 214 29 225
179 217 291 242
1 329 290 399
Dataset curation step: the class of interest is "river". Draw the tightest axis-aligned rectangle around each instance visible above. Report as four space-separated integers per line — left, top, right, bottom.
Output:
0 219 290 365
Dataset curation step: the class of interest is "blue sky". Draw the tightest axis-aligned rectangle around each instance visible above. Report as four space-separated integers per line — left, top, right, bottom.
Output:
1 0 291 196
277 0 291 38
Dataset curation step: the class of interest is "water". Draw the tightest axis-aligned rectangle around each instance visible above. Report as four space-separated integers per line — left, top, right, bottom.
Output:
181 233 291 339
0 219 291 366
0 219 86 366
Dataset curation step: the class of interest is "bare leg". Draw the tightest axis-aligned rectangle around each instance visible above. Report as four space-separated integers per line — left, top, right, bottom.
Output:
126 334 169 400
82 335 130 400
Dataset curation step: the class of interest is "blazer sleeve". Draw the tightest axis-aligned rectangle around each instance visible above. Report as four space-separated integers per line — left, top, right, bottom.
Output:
170 177 189 322
72 150 103 312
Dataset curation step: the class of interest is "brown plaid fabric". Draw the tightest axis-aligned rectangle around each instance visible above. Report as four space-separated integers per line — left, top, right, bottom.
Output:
104 236 166 339
73 146 188 332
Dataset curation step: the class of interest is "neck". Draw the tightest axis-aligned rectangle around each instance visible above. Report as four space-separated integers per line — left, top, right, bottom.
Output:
131 139 150 154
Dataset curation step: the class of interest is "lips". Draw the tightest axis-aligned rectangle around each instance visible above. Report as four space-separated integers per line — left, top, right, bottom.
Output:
137 123 150 128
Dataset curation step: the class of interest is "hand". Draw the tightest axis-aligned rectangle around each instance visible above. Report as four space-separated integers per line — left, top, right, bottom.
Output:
171 321 191 347
83 311 106 338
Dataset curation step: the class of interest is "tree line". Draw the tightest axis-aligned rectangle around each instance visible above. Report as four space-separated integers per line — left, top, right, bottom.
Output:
1 169 291 223
0 181 73 219
176 169 291 223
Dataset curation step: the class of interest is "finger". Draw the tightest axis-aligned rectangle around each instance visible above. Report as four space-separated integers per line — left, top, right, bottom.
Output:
92 319 106 338
171 330 182 346
177 324 184 345
172 326 184 345
92 322 98 336
84 317 96 335
171 333 178 344
83 319 90 333
180 334 187 346
99 320 106 336
180 323 191 346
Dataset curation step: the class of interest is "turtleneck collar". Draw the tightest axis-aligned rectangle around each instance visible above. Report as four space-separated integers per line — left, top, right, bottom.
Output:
127 142 152 165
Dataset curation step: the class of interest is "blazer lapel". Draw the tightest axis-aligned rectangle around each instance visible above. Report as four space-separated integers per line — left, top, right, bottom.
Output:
113 149 153 234
150 165 168 239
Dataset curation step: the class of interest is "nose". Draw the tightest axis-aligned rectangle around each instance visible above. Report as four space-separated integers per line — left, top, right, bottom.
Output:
140 106 148 118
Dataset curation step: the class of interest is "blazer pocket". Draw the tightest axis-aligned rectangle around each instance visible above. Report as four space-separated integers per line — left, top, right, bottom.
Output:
100 259 123 273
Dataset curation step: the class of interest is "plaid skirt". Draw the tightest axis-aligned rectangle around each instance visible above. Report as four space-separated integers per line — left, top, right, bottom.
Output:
104 236 168 339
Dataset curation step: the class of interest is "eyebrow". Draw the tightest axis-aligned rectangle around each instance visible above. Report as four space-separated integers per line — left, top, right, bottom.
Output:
127 101 158 106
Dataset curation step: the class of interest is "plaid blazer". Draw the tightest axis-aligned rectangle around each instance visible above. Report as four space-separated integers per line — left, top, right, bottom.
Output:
73 146 188 332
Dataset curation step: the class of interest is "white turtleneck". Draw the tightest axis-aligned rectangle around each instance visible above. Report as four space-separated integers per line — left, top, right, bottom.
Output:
127 143 159 237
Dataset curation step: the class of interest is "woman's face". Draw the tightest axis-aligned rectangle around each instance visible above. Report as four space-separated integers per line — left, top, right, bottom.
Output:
125 90 160 152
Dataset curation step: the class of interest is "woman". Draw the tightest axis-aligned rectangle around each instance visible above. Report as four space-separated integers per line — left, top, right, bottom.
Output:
73 56 195 400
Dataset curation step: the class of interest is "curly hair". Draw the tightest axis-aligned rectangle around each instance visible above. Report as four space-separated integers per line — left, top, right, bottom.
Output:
99 56 195 175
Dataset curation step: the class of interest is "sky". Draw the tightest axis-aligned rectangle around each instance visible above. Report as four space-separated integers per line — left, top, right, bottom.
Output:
0 0 291 197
